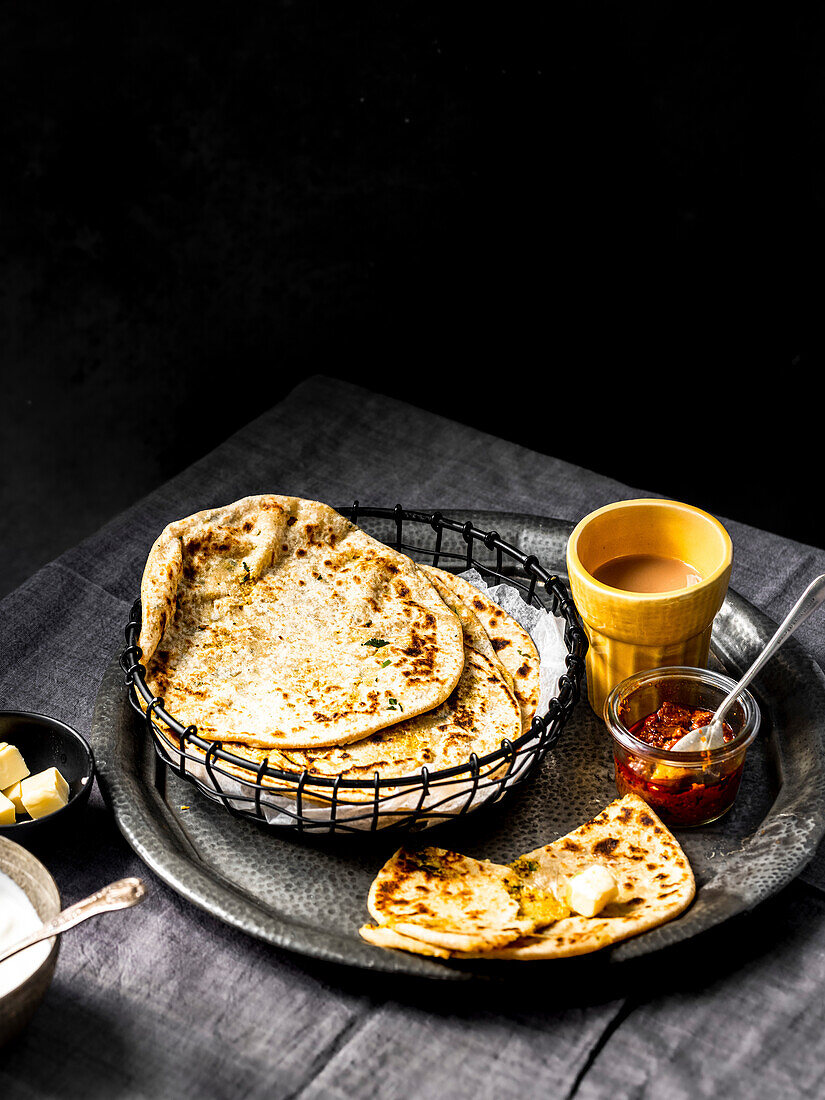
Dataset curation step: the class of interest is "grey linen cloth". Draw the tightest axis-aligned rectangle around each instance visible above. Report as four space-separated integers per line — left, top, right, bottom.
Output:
2 375 825 1099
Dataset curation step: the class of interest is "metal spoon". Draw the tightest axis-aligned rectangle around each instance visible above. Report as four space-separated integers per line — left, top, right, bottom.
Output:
0 877 148 965
671 573 825 753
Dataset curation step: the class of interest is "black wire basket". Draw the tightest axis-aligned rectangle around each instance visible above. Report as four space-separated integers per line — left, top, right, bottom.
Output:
120 505 587 834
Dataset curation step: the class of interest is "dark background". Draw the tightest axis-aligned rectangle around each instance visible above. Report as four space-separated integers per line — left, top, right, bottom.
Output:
2 2 822 599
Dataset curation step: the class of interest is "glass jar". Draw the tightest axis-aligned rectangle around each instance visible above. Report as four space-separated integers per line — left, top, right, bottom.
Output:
603 666 761 827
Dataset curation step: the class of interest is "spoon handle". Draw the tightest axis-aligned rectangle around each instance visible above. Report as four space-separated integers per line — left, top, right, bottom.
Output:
716 573 825 723
0 877 148 965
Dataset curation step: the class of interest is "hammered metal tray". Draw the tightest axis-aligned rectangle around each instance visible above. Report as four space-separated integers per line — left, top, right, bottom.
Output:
92 512 825 981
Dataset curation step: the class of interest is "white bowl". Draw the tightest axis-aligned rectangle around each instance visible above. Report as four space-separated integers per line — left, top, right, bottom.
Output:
0 836 60 1047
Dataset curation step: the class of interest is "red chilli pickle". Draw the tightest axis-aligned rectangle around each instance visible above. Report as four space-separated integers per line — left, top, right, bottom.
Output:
604 668 760 828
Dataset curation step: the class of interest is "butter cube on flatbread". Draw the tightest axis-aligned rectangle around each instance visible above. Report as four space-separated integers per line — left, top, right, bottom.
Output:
567 864 619 917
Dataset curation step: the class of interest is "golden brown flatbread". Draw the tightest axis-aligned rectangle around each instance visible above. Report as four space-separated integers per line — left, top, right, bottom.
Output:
359 922 453 958
419 569 513 690
359 795 695 961
138 496 465 749
364 847 540 952
460 794 695 959
270 650 519 787
210 646 521 800
157 586 524 801
420 567 540 732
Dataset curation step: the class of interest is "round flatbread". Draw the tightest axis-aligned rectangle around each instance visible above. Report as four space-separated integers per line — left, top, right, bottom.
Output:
138 495 465 749
203 646 522 801
268 649 520 788
147 545 522 792
420 567 540 732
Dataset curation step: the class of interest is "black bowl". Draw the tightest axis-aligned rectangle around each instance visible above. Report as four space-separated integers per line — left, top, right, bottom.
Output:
0 711 95 840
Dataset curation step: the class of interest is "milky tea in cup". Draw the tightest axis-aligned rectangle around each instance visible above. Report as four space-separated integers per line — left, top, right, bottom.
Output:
566 499 733 714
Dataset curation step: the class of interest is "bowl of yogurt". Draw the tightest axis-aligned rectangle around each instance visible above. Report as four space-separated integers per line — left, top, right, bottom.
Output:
0 836 60 1047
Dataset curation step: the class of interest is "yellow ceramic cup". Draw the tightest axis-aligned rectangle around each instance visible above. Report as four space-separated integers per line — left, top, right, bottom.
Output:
566 498 732 715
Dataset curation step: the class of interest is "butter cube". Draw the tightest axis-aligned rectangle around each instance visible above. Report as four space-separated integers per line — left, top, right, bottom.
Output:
567 864 619 918
2 781 25 814
20 767 70 820
0 790 16 825
0 743 29 790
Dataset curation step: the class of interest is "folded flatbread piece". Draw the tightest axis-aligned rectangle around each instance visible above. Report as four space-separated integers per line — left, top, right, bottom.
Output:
461 794 695 959
359 795 695 960
138 495 466 749
364 847 540 952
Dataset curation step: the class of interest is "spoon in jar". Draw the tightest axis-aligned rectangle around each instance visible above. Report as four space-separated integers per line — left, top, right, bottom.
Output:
0 877 148 965
671 573 825 753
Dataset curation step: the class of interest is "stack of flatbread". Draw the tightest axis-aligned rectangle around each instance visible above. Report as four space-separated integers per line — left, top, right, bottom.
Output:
360 794 696 959
137 495 542 798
